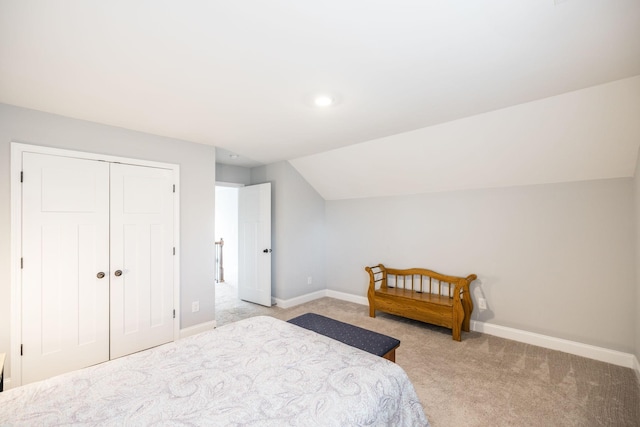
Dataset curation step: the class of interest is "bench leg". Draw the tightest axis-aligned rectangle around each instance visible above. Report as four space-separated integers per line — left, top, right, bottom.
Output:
382 348 396 363
367 291 376 318
462 295 473 332
461 297 472 332
452 303 464 341
452 324 461 341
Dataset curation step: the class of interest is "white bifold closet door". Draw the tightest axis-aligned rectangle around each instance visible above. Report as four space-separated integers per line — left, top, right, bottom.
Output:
21 153 174 385
22 153 110 384
109 163 174 359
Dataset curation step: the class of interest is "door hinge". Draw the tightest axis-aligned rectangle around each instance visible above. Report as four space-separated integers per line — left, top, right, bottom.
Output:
173 247 175 256
20 171 23 183
173 309 176 319
20 258 23 269
20 344 23 356
173 184 175 193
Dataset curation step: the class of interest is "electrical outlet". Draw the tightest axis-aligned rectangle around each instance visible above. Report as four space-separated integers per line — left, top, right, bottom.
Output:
477 298 487 310
192 301 200 312
307 276 312 285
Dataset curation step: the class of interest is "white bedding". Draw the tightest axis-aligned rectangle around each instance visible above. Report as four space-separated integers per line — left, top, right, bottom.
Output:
0 316 429 426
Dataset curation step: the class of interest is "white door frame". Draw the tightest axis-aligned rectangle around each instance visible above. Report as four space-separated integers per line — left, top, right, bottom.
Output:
10 142 181 388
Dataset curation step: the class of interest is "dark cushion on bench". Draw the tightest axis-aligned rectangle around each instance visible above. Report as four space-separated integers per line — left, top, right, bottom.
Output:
287 313 400 358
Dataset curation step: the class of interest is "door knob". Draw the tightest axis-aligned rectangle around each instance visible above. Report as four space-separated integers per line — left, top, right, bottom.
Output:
96 272 105 279
263 249 272 253
114 270 123 277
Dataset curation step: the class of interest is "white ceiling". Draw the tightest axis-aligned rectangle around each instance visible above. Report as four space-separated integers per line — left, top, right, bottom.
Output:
291 76 640 199
1 1 639 181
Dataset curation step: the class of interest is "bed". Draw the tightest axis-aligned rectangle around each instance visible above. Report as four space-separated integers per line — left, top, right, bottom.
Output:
0 316 429 426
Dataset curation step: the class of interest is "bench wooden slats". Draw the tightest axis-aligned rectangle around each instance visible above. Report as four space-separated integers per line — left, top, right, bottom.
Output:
366 264 477 341
377 287 454 306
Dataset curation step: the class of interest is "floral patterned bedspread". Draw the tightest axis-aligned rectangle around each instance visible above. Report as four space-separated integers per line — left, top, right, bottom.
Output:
0 315 429 426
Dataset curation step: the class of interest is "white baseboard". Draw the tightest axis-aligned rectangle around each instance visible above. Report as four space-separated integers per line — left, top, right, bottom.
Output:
275 289 638 370
179 320 217 339
325 289 369 306
274 290 327 309
275 289 368 309
470 320 636 369
3 378 11 390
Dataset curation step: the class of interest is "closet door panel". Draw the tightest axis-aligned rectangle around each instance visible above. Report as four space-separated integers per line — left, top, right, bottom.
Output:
110 163 174 359
21 153 110 385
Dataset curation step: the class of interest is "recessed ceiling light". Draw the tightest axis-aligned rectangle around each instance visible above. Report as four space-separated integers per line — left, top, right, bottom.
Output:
314 95 334 107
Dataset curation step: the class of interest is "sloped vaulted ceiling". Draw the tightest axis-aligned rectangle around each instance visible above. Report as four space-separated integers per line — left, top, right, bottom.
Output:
290 76 640 200
0 0 639 198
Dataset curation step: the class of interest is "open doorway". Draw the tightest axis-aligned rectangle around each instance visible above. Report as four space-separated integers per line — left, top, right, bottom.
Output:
215 184 240 324
215 185 239 287
215 183 273 326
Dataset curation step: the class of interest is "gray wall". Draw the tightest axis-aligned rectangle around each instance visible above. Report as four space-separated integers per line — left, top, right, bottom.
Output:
251 161 326 300
216 163 251 185
326 178 635 353
0 103 217 375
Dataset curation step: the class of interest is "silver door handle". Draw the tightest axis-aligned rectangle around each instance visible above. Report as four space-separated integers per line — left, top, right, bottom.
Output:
114 270 123 277
96 272 105 279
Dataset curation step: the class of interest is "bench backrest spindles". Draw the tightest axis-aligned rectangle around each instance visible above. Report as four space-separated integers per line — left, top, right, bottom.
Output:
367 265 387 290
368 264 475 300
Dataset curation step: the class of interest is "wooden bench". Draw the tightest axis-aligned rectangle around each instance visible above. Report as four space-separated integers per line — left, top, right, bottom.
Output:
365 264 477 341
288 313 401 362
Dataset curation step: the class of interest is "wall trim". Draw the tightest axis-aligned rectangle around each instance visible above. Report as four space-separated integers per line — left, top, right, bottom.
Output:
275 289 368 309
275 290 327 309
275 289 638 370
468 321 636 369
179 320 217 339
215 181 245 188
325 289 369 306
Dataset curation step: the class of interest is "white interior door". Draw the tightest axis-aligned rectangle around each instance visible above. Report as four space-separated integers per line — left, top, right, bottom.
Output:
109 163 175 359
238 183 272 307
21 153 110 384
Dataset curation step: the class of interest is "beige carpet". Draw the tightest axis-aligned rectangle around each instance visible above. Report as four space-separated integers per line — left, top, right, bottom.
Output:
216 282 640 426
